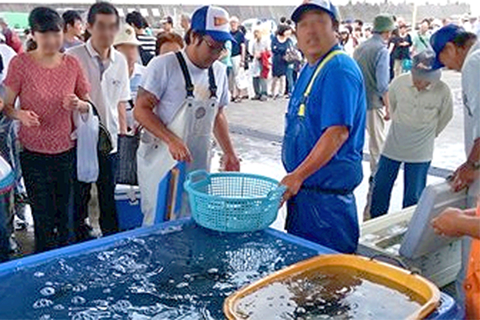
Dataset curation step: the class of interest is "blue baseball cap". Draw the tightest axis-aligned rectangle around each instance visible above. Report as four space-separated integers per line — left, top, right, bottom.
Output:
430 24 466 69
191 6 236 43
291 0 340 23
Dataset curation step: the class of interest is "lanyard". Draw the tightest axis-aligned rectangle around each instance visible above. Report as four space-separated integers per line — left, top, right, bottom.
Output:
298 50 347 117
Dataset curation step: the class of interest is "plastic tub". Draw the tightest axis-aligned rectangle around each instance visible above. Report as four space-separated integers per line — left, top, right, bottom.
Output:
224 254 441 320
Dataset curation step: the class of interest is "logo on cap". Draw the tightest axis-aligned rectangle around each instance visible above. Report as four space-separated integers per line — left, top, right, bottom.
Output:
416 62 432 71
214 16 228 27
126 28 132 35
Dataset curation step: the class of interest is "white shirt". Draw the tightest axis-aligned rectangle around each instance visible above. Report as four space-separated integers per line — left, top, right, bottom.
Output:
140 51 229 126
251 38 269 78
343 38 356 56
461 41 480 198
67 40 130 152
126 63 146 129
463 22 474 33
462 41 480 157
0 43 16 84
382 73 453 163
475 21 480 38
130 63 146 102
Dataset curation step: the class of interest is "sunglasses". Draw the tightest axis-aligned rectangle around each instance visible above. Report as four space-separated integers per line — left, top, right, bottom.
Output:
202 36 225 54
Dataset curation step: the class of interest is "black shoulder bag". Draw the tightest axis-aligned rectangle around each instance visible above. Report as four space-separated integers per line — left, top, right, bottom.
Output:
89 102 114 156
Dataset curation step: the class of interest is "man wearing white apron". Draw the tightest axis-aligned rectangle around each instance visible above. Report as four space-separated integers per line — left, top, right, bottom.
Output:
134 5 240 226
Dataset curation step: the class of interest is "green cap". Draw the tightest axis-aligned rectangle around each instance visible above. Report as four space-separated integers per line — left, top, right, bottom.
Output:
373 14 395 33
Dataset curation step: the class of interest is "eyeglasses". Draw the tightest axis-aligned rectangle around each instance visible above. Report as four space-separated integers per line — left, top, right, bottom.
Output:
202 36 225 54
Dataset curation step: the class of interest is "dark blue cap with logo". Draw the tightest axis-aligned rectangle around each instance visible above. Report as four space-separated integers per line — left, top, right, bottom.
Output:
430 24 466 69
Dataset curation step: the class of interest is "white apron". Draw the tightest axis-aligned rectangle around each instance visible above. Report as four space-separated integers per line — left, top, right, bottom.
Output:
137 52 219 226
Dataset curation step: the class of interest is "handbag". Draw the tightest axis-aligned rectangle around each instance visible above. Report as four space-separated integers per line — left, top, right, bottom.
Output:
116 127 141 185
284 42 302 63
89 102 113 156
235 68 249 90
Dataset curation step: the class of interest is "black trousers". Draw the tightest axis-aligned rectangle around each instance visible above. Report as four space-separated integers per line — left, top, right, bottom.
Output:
20 149 74 253
73 152 118 239
0 188 13 262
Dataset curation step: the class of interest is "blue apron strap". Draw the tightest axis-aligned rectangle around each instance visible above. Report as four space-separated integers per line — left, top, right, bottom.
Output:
175 52 195 98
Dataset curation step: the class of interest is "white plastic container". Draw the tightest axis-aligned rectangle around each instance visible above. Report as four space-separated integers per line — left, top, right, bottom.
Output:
400 182 468 259
358 206 462 288
358 182 468 288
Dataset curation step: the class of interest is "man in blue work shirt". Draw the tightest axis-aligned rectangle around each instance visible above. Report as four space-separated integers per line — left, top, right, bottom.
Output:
280 0 366 254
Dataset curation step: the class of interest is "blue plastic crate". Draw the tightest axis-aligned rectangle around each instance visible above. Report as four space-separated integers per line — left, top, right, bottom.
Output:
0 219 461 320
0 218 334 319
426 291 462 319
115 184 143 231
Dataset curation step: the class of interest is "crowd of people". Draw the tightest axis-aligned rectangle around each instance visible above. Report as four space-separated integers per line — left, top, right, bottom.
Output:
0 3 196 256
0 0 478 317
0 2 248 256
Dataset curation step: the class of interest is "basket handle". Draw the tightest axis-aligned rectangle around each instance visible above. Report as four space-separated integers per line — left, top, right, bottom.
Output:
187 170 210 183
267 185 288 200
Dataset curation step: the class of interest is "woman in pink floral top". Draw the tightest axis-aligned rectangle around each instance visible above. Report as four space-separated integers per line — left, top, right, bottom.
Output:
2 7 91 253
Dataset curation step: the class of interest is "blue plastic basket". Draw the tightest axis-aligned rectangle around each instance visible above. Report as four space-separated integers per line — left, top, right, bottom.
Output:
184 170 287 233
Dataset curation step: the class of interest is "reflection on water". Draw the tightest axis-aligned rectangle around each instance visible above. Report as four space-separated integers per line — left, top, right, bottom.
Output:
236 267 423 320
0 222 320 319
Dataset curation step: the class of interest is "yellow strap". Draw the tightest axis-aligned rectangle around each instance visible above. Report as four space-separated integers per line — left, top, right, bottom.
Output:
298 50 347 117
